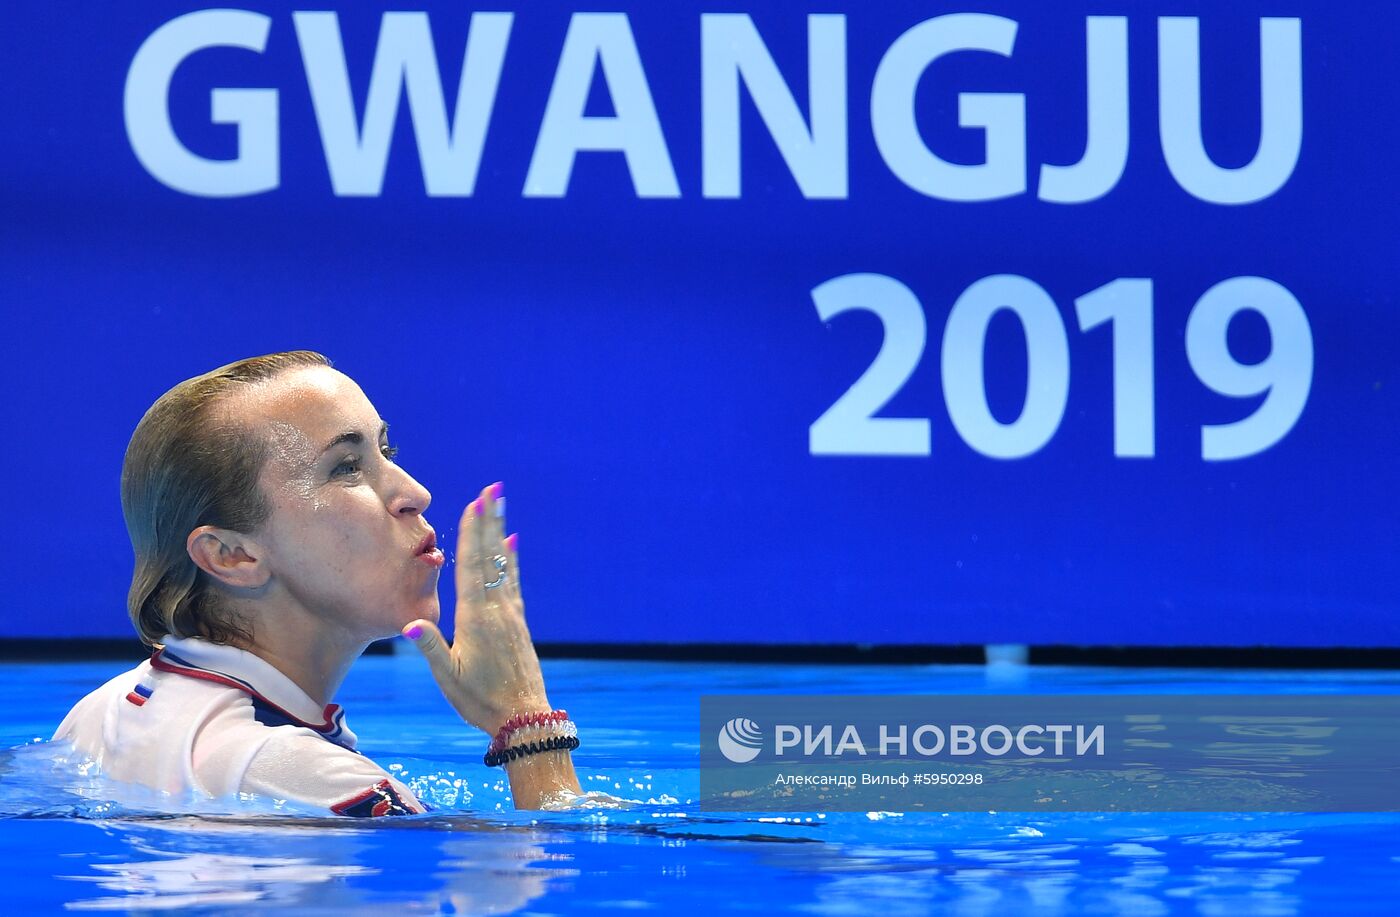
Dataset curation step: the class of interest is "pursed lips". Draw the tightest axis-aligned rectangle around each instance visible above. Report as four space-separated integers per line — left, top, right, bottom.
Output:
414 529 445 568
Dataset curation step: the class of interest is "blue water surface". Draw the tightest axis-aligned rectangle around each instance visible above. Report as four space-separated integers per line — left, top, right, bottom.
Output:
3 654 1400 913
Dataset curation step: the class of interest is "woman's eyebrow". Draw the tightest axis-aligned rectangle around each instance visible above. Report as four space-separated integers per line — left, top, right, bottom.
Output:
319 421 389 455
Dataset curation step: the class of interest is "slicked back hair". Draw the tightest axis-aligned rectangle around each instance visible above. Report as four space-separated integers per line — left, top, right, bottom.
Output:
121 351 332 646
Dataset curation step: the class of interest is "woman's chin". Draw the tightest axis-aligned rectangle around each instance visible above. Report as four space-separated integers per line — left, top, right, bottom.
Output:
403 597 441 628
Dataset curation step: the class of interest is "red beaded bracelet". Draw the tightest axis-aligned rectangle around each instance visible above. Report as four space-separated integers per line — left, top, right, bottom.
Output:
489 709 569 755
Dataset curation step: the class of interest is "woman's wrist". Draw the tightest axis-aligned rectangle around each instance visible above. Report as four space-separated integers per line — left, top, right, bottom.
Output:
485 732 578 767
483 705 577 769
482 694 554 737
499 742 584 810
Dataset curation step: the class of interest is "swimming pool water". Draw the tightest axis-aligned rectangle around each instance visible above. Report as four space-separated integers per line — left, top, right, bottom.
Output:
4 654 1400 913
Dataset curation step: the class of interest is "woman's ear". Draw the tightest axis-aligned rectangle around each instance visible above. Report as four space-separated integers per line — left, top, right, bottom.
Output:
187 525 270 589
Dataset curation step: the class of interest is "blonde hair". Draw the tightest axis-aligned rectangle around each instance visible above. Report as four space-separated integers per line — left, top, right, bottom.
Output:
121 351 332 646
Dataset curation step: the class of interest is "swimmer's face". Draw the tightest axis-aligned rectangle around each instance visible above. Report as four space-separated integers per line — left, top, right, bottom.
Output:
232 365 441 639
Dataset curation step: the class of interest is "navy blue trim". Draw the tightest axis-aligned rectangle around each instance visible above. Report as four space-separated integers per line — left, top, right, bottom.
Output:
251 697 357 752
331 780 417 817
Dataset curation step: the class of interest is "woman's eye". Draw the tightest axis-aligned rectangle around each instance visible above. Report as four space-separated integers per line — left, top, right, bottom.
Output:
332 457 361 477
381 444 399 463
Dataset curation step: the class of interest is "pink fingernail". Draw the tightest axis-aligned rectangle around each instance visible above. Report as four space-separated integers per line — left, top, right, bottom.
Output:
404 625 423 640
490 481 504 501
505 532 518 553
472 499 483 517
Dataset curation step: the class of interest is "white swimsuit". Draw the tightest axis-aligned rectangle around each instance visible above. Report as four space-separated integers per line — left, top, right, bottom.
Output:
53 635 426 817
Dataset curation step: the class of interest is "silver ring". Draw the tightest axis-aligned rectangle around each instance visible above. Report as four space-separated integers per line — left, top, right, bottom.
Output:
484 554 509 590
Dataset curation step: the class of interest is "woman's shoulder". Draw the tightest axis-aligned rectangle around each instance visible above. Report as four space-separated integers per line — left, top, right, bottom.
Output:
51 658 154 743
50 647 281 755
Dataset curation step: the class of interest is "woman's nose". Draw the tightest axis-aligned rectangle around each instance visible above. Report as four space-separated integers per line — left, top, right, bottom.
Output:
386 464 432 516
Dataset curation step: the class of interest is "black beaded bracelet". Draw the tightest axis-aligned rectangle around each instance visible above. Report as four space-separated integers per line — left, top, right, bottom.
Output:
484 733 580 768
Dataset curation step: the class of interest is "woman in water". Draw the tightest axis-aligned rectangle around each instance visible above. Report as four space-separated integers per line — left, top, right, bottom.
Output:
55 351 581 814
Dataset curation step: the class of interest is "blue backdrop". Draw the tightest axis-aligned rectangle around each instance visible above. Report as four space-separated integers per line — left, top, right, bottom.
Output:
3 2 1394 645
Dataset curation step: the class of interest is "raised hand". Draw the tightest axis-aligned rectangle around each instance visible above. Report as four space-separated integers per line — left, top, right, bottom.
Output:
402 481 550 736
